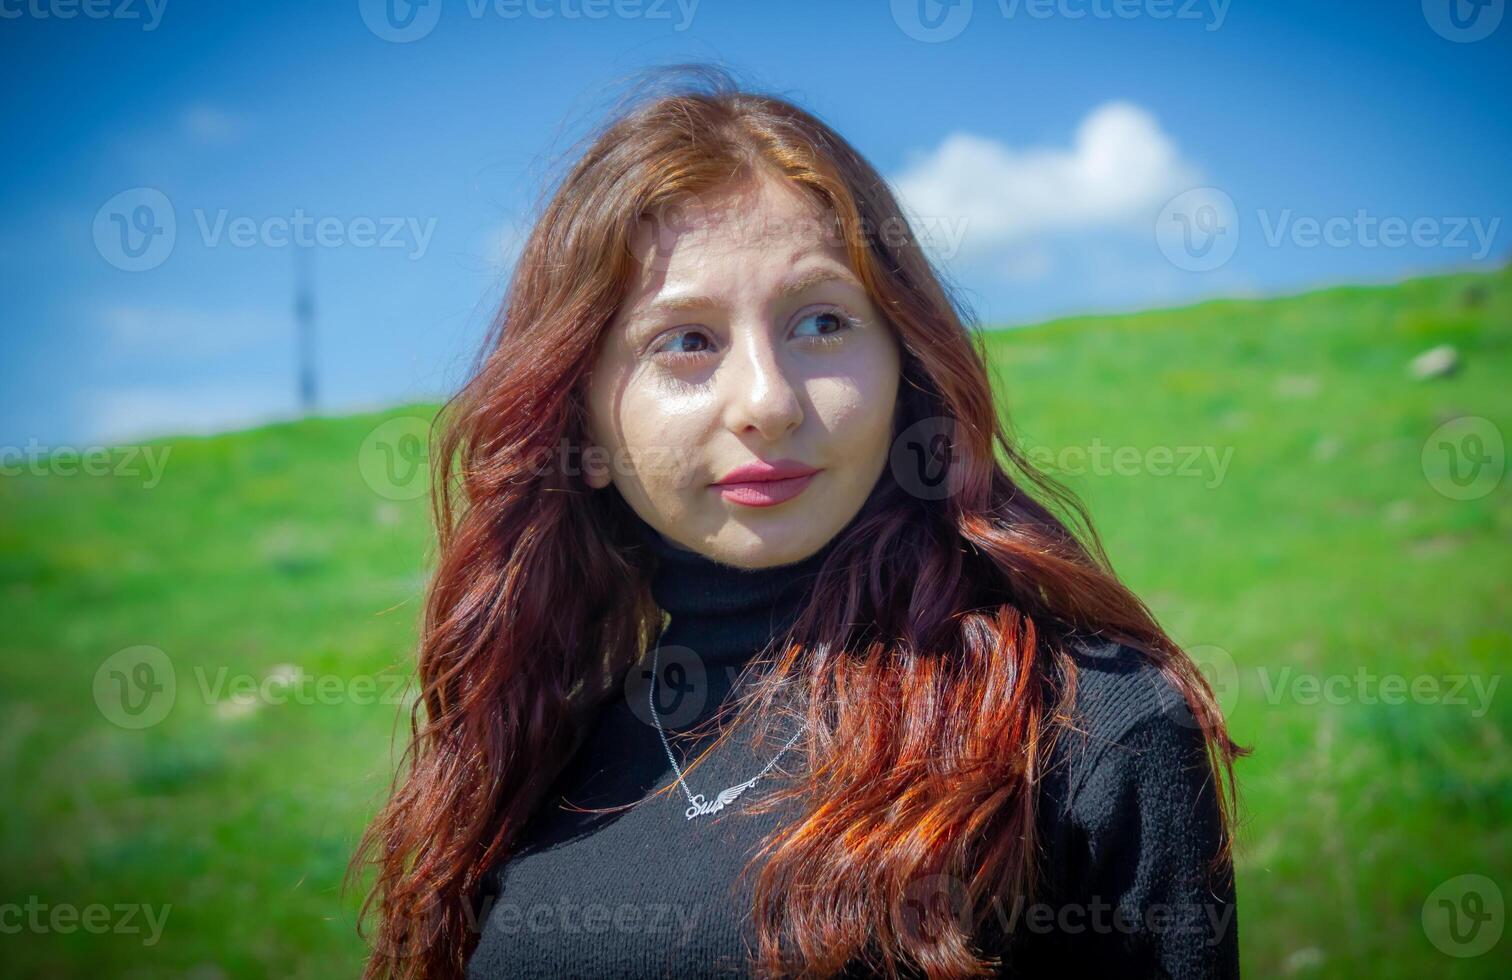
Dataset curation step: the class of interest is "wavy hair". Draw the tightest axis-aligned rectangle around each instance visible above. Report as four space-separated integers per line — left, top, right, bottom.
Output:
347 64 1244 979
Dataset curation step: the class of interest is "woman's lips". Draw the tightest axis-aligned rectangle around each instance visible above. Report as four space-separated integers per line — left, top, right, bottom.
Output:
711 471 819 507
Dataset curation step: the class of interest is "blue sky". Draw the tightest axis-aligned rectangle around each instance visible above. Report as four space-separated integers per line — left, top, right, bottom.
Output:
2 0 1508 447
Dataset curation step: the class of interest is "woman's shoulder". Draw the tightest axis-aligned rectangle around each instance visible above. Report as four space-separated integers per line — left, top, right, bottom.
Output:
1041 636 1225 830
1017 637 1239 978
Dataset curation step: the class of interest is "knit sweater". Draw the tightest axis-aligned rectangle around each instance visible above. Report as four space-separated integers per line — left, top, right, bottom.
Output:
466 525 1239 978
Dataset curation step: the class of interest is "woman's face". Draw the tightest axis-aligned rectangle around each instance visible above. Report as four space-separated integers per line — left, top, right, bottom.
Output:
584 173 902 569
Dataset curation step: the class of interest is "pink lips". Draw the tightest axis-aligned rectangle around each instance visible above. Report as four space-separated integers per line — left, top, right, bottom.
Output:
710 459 820 508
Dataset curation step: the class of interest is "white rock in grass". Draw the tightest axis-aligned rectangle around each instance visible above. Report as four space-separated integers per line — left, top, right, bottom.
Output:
1282 947 1324 973
215 697 258 721
1409 344 1459 380
266 663 301 686
1274 374 1321 399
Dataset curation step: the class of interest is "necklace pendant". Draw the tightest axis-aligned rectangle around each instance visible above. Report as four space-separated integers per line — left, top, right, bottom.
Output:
684 777 761 820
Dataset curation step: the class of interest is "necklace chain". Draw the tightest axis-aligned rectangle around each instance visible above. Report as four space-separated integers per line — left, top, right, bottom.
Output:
648 638 807 821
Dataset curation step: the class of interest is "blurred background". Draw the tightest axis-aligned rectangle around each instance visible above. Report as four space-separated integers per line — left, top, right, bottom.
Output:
1 1 1508 977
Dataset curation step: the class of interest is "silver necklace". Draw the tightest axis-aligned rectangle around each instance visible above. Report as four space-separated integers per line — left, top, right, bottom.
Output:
648 638 808 820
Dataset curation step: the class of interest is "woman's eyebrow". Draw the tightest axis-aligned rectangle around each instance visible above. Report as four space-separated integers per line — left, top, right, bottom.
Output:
624 267 865 327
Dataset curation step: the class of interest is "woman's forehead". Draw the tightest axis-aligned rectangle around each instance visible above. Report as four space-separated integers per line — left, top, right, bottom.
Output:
621 178 854 306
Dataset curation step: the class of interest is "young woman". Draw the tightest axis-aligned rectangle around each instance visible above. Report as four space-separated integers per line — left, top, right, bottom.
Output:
351 67 1244 979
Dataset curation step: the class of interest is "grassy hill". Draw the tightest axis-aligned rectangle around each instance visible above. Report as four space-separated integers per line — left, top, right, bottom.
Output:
2 266 1508 977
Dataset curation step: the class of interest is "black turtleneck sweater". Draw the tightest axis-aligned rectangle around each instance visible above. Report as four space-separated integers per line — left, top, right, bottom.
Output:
466 527 1239 979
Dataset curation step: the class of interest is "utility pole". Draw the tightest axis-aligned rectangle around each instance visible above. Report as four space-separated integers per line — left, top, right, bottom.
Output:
295 244 317 413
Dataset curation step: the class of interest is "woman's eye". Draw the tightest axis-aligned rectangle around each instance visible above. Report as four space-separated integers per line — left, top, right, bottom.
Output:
793 308 854 344
649 309 856 363
650 327 715 360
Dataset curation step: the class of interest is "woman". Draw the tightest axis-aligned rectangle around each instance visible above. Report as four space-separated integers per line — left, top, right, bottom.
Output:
350 67 1244 979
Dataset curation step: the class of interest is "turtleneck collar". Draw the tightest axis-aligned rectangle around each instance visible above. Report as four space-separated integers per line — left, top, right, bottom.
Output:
635 517 842 669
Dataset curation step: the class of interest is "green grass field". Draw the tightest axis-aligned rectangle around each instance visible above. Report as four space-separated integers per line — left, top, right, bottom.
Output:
3 266 1508 977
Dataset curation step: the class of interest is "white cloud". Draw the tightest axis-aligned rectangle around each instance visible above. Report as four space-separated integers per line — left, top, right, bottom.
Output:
99 305 285 357
889 101 1202 256
180 103 249 145
1000 247 1055 283
86 383 298 445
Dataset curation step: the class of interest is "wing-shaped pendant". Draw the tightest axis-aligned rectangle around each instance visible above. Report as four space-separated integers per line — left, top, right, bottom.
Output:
684 776 762 820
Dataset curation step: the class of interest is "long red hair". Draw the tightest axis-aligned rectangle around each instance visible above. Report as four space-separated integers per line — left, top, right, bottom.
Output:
348 65 1243 979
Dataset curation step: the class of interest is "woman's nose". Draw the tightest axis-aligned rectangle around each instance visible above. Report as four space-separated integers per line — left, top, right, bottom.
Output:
719 326 803 441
